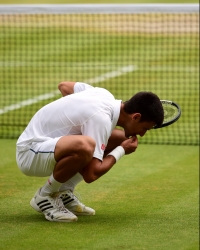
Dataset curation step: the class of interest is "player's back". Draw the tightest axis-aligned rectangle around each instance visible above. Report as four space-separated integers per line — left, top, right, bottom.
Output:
16 86 117 149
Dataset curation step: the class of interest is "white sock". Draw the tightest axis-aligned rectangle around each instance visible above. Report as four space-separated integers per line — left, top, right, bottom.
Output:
59 173 83 192
40 174 63 197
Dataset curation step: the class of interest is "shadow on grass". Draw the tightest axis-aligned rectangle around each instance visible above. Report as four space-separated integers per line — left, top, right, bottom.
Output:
1 208 142 226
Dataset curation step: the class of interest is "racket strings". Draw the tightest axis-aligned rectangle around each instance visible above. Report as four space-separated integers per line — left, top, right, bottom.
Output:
163 104 179 122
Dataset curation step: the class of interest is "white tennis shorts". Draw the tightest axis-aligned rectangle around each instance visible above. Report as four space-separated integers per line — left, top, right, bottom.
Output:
16 137 61 177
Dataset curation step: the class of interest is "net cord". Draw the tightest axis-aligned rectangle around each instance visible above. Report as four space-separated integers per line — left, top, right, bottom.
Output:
0 4 199 15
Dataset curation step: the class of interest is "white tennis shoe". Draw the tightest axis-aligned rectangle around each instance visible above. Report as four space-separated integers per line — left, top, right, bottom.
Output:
30 188 78 222
60 190 95 216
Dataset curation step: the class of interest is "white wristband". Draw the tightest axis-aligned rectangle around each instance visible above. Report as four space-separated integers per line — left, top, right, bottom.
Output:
108 146 125 162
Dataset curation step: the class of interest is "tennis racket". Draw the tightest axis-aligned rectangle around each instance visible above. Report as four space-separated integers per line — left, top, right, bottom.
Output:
154 100 181 129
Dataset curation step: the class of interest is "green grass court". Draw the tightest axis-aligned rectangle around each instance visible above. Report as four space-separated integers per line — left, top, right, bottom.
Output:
0 140 199 250
0 3 199 250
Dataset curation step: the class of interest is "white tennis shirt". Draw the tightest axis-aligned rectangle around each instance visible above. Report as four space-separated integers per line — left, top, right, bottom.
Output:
17 82 122 160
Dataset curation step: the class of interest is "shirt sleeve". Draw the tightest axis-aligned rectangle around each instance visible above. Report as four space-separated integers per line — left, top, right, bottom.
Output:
81 111 112 161
74 82 94 93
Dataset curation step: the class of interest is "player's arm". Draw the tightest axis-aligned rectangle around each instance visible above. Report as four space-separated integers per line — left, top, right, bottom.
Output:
58 81 94 97
103 128 127 157
81 136 138 183
58 81 76 96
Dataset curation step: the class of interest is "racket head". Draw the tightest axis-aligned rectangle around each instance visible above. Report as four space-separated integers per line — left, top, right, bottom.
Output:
154 100 181 129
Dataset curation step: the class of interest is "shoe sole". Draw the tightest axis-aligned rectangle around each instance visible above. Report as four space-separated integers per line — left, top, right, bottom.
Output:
71 210 95 216
45 216 78 222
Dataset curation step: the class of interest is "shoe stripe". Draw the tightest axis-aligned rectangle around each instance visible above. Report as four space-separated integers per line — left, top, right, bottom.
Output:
62 198 74 205
40 206 54 212
36 199 54 211
39 203 53 209
37 200 49 206
61 195 73 201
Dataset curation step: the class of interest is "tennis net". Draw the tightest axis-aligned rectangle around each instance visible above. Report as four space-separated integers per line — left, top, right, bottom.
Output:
0 4 199 145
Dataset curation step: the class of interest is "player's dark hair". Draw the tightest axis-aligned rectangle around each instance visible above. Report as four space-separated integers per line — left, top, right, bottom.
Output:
123 92 164 127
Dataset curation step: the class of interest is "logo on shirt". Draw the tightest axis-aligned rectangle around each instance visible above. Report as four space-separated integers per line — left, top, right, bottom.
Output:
101 144 106 151
48 179 52 185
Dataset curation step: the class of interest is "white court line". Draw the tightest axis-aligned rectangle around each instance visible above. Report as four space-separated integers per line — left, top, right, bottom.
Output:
0 91 60 115
0 65 136 115
86 65 136 84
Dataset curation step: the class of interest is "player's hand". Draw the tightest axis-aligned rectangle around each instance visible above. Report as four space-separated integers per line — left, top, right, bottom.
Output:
120 136 138 154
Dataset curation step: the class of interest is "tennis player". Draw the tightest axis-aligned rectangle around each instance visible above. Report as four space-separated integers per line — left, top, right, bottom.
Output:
16 82 164 222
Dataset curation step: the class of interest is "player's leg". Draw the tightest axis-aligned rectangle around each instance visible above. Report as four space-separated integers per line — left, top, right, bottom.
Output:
53 135 95 182
56 128 127 216
58 128 126 199
53 135 96 216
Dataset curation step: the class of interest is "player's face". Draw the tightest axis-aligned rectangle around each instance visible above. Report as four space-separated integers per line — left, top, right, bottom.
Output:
124 115 155 138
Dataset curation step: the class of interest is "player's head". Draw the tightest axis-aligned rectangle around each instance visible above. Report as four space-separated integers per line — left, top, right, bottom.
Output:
121 92 164 137
123 91 164 126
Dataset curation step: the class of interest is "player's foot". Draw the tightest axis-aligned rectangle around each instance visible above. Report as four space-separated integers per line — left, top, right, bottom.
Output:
30 188 78 222
60 190 95 216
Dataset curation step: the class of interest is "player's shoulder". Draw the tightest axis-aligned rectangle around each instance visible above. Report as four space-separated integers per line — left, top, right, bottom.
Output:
74 82 94 93
92 86 113 96
74 82 114 98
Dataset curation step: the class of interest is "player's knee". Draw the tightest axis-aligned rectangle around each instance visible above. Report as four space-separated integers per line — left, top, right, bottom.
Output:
84 136 96 157
78 136 95 162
